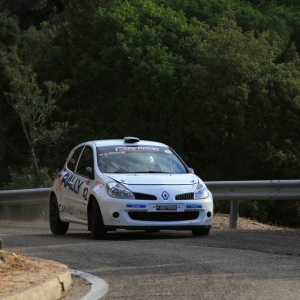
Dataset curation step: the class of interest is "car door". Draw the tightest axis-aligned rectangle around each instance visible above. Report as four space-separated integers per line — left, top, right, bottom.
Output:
57 145 84 221
67 145 95 222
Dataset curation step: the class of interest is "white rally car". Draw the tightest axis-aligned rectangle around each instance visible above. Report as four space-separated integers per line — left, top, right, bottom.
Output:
49 137 213 239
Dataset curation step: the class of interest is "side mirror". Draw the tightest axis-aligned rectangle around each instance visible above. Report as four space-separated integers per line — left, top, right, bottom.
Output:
86 167 93 174
188 168 194 174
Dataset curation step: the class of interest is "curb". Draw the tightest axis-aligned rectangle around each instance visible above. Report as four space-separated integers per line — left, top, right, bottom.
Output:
2 265 72 300
70 270 109 300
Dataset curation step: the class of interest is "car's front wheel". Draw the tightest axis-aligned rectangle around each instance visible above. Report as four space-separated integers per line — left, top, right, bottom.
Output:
49 195 69 235
90 199 107 240
192 228 210 236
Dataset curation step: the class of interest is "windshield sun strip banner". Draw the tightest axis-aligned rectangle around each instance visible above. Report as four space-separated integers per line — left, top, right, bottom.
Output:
98 146 166 156
116 147 160 152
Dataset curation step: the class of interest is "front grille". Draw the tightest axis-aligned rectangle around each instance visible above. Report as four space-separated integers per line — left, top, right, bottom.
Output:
174 193 194 200
128 211 199 222
133 193 157 200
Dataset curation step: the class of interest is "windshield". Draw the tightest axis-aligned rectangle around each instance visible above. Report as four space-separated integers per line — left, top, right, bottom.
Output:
97 146 187 173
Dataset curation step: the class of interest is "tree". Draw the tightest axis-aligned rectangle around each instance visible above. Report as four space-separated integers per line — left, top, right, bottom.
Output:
39 0 208 148
0 11 20 48
178 18 299 180
3 48 68 182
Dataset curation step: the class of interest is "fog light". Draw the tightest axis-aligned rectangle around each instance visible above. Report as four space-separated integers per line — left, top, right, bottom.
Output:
112 212 120 219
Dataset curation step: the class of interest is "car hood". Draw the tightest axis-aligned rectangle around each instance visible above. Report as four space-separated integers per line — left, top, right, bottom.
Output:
106 173 200 186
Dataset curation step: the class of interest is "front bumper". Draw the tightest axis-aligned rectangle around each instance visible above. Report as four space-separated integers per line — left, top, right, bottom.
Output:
98 196 213 230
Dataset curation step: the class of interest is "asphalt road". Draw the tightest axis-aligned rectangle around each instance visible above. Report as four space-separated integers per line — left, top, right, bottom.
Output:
1 221 300 300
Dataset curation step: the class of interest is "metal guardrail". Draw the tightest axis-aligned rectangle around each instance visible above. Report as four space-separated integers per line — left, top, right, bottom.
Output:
206 180 300 200
206 180 300 228
0 180 299 229
0 188 51 205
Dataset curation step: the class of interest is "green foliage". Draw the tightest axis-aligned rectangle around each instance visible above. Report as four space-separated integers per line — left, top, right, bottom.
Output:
0 0 60 30
0 0 300 227
3 165 53 189
0 12 20 48
3 47 69 179
152 0 300 55
40 0 207 146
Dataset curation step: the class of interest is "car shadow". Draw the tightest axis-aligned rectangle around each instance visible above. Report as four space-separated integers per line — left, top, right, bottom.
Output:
43 229 198 241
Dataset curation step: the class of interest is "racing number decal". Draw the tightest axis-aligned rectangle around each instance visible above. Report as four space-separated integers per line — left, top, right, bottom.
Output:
83 187 88 201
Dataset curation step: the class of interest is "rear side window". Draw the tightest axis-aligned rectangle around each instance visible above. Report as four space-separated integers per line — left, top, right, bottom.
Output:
67 146 84 172
76 146 94 178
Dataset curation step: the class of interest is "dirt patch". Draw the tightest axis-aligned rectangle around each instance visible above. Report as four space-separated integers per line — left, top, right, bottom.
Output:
212 214 292 230
0 250 69 299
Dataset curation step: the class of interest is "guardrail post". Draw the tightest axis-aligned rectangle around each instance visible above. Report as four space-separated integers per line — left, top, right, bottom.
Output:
3 205 9 220
229 199 239 229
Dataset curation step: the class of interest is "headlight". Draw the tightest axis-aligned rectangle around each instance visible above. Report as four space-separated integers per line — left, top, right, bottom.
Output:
107 181 135 199
194 182 209 199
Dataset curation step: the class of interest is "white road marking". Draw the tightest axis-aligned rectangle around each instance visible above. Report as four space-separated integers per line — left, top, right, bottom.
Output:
70 269 109 300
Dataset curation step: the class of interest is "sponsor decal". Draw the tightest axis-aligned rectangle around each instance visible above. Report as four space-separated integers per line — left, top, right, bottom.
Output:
99 147 160 156
164 150 172 154
83 187 88 201
55 168 67 195
69 158 75 164
57 171 84 195
59 204 74 215
86 180 91 185
186 204 202 209
99 152 121 156
96 181 105 189
126 203 147 208
116 147 159 152
59 204 87 217
56 168 66 179
56 176 62 195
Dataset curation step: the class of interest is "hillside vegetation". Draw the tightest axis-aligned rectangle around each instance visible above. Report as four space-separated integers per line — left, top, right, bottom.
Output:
0 0 299 227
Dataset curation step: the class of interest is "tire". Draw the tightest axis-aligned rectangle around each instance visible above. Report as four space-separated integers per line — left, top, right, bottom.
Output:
49 195 69 235
192 228 210 236
90 199 107 240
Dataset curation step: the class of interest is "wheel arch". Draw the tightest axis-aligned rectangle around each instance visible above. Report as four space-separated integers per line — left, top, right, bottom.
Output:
49 191 56 204
87 194 98 231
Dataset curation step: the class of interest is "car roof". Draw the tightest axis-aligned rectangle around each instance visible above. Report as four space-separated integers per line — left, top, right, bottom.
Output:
91 139 168 148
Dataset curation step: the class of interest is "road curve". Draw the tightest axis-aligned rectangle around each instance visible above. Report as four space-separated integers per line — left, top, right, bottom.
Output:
1 220 299 299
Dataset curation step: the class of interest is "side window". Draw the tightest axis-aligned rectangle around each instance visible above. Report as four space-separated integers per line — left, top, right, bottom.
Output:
67 146 84 172
76 146 94 179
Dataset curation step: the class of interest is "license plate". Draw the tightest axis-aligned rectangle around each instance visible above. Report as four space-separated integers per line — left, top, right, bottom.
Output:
156 205 177 211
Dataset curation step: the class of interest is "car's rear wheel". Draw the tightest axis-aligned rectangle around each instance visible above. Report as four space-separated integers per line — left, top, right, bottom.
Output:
49 195 69 235
192 228 210 236
90 199 107 240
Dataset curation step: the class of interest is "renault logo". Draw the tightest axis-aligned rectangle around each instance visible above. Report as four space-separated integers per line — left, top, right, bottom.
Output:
161 191 169 200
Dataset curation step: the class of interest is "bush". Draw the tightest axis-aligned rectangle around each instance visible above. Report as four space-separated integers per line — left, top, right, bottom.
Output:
3 165 53 190
1 165 53 221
